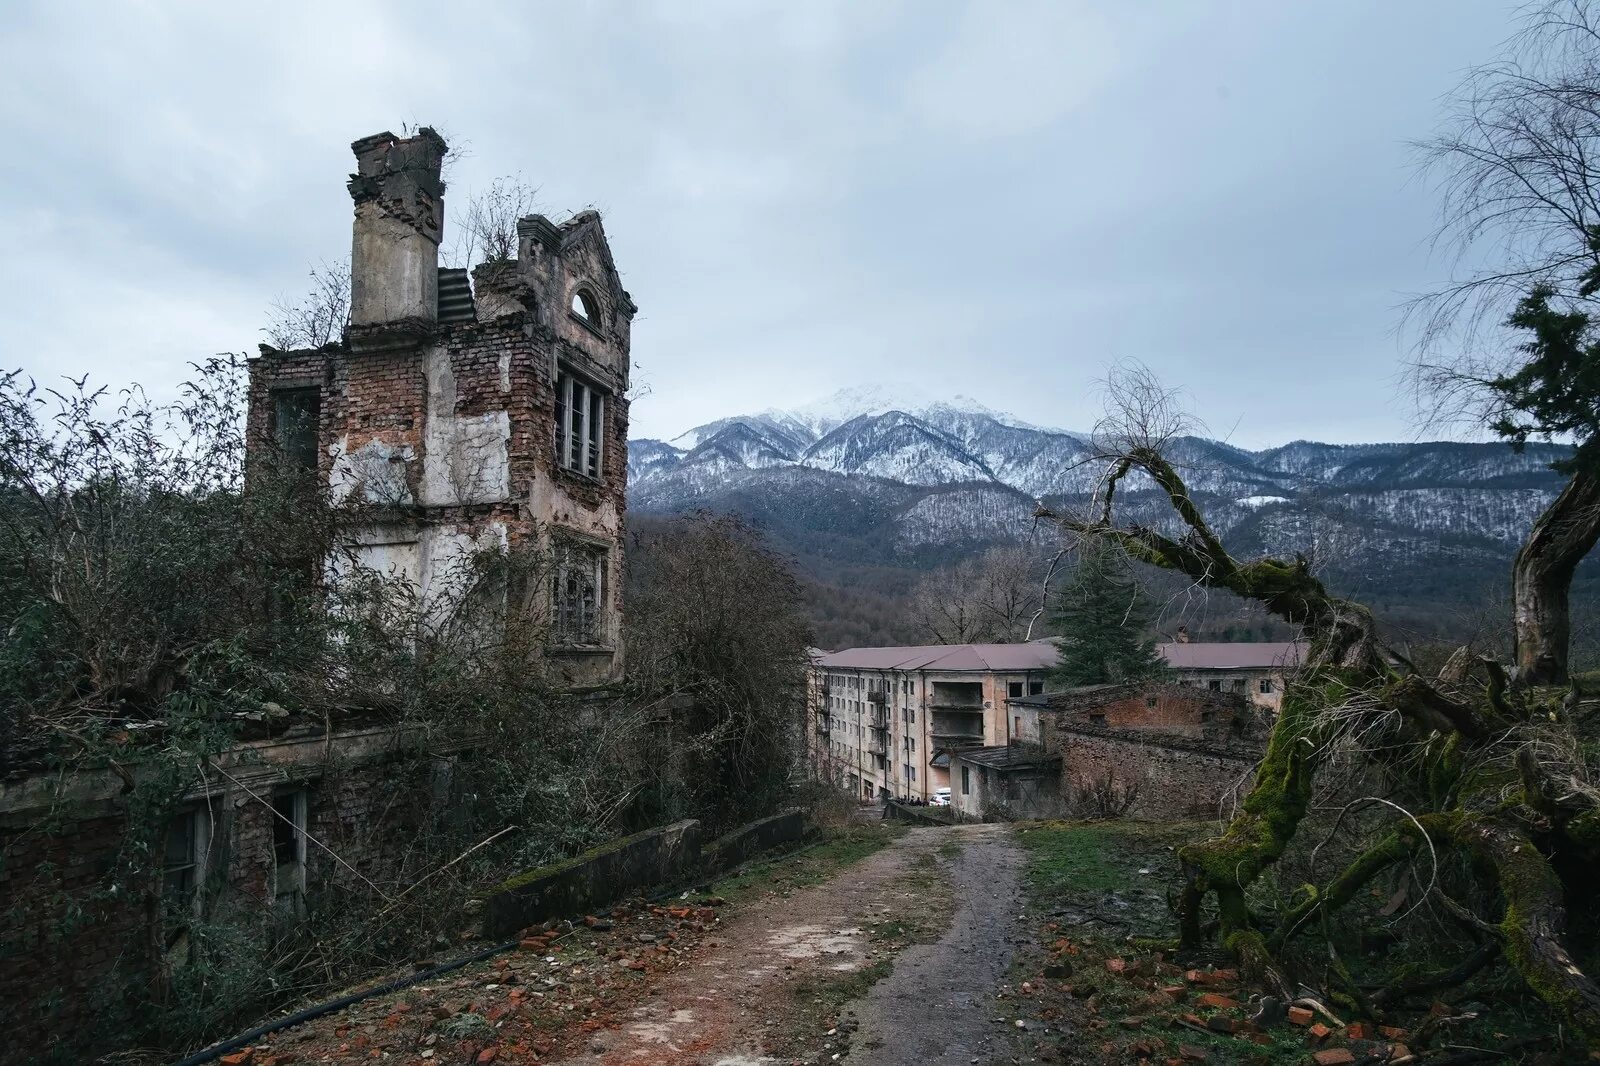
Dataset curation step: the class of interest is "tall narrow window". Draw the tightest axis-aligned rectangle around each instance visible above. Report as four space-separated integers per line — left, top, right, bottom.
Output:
552 540 606 645
555 370 606 479
272 790 308 918
163 801 213 951
273 388 321 469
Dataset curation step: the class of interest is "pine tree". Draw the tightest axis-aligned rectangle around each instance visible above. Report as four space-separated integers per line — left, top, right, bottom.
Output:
1049 545 1167 687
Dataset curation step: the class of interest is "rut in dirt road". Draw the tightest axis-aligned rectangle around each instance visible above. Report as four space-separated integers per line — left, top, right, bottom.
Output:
844 822 1027 1066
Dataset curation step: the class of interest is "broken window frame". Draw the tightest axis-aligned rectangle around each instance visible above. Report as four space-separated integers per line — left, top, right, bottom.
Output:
162 799 217 954
272 387 322 470
272 788 309 919
554 368 607 480
551 537 607 647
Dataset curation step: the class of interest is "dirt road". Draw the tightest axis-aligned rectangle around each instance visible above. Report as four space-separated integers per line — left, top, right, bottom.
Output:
554 821 1026 1066
845 823 1028 1065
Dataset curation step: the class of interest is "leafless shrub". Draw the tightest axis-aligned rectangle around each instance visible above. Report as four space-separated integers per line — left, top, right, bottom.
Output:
265 259 349 349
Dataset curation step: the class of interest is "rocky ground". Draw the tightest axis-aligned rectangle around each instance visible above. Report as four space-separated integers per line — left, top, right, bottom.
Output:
180 817 1585 1066
205 821 1010 1066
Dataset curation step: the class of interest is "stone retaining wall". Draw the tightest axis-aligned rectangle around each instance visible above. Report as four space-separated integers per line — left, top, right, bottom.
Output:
702 807 808 875
482 819 702 938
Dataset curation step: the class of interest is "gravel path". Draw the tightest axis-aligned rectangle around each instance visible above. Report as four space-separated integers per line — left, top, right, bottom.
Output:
845 822 1027 1065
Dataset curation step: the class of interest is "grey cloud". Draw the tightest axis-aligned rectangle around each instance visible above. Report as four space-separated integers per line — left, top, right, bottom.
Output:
0 0 1519 445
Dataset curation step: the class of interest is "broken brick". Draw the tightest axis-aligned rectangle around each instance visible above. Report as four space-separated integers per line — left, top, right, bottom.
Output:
1345 1021 1372 1040
1308 1023 1332 1040
1312 1051 1355 1066
1287 1007 1314 1026
1196 993 1240 1010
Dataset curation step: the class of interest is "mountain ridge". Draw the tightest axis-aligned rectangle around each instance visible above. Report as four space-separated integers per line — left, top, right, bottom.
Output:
627 390 1583 646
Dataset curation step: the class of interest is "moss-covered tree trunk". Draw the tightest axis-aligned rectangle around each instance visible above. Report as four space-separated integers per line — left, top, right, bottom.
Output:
1513 467 1600 685
1037 443 1600 1046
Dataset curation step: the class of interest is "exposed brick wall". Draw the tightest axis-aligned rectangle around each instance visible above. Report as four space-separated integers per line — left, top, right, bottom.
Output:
1036 683 1264 821
0 747 439 1058
1056 729 1258 821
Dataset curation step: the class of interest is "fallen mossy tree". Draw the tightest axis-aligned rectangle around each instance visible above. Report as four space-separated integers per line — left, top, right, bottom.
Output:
1036 369 1600 1047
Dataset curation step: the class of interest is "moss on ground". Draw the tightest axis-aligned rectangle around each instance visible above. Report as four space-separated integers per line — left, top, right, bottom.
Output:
707 823 906 906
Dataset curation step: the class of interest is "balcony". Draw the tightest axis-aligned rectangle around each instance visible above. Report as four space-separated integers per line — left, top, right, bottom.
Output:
867 690 886 707
866 736 888 756
931 732 984 751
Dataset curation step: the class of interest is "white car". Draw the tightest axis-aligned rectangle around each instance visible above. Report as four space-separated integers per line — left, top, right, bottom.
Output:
930 787 952 807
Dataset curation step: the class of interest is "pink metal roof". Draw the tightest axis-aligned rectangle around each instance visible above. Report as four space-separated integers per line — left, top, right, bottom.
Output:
1156 641 1306 671
816 640 1306 674
814 642 1061 673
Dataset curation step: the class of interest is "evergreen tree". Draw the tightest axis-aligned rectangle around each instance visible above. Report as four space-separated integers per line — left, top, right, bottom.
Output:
1049 545 1167 686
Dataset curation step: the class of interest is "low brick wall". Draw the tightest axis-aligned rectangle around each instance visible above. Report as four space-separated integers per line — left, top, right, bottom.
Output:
1060 730 1257 821
481 819 702 938
703 807 808 875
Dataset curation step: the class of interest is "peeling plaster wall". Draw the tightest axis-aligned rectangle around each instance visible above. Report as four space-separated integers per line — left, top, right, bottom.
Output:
421 344 510 508
247 221 633 686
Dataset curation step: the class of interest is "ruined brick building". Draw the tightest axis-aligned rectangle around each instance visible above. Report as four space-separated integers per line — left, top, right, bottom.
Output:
249 127 634 683
0 128 637 1057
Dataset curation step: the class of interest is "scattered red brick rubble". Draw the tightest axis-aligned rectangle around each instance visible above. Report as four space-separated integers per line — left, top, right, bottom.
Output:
236 896 725 1065
1007 921 1438 1065
221 827 942 1066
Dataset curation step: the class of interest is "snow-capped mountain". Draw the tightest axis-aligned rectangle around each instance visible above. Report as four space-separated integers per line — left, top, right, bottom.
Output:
628 389 1582 625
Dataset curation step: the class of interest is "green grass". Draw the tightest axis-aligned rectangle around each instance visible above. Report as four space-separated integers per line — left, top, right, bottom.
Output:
1018 820 1206 903
706 823 905 906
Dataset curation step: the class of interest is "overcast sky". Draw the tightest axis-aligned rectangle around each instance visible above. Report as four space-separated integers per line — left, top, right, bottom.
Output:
0 1 1521 448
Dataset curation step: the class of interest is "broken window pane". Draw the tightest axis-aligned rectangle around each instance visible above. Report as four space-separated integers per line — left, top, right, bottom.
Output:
552 541 606 645
273 388 321 469
555 369 606 478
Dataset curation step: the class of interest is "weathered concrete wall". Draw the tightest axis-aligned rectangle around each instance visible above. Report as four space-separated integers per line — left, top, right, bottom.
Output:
482 819 702 939
702 807 808 875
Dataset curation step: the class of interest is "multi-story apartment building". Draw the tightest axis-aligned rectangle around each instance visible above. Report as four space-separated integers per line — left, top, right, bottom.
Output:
808 643 1059 802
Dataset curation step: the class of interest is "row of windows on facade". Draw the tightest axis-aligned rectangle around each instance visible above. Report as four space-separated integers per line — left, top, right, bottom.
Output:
820 742 917 783
163 789 309 946
828 698 918 726
1200 677 1274 694
269 367 609 483
823 674 914 695
824 724 918 753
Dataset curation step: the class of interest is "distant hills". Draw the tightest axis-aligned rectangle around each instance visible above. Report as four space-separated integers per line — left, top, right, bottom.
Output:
628 386 1584 648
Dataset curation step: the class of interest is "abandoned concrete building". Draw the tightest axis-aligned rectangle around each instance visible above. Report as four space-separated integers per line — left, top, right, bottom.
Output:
1158 635 1305 712
949 682 1265 820
249 127 635 684
807 643 1058 802
0 128 636 1053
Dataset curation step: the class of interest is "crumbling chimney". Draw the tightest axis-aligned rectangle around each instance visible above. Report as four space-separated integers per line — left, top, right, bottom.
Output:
1176 625 1190 643
347 128 447 329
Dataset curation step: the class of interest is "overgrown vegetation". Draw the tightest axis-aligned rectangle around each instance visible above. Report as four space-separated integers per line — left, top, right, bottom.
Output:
0 362 814 1061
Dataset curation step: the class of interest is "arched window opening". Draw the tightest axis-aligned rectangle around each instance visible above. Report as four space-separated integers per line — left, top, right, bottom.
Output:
571 288 601 325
